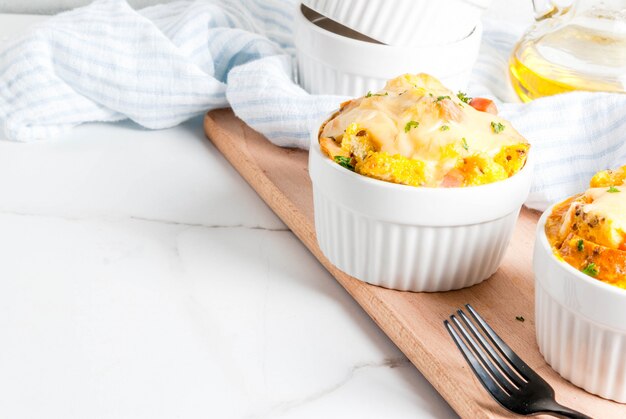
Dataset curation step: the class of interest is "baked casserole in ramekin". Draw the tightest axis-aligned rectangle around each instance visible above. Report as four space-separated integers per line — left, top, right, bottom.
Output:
309 73 533 292
534 165 626 402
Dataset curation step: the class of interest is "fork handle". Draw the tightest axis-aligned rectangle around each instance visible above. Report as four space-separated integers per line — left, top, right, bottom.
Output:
538 401 593 419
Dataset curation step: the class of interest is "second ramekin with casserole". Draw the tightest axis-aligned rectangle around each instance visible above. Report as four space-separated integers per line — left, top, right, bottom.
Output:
309 74 532 292
534 166 626 402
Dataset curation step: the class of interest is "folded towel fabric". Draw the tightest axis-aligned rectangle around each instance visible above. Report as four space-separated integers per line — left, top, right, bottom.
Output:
0 0 624 211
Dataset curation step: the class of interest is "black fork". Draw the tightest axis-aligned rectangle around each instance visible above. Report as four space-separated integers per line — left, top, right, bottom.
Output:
444 304 592 418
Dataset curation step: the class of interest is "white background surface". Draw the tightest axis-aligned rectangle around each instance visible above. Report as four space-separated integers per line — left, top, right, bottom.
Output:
1 0 534 22
0 3 534 418
0 13 457 419
0 0 168 14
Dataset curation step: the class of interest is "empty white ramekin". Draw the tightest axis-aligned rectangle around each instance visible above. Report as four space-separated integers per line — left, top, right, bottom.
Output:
534 208 626 403
308 120 533 292
294 4 483 97
301 0 490 46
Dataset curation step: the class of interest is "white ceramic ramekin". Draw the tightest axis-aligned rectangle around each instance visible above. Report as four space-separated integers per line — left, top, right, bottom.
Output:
534 209 626 403
301 0 490 46
308 122 533 292
294 4 483 97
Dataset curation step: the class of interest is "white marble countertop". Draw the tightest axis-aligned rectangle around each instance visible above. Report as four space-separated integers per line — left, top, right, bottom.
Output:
0 13 461 419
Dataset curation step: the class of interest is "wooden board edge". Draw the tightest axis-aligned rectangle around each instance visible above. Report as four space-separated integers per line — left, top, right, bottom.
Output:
203 111 493 419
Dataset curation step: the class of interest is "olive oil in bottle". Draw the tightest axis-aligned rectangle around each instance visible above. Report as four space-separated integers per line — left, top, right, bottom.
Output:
509 16 626 102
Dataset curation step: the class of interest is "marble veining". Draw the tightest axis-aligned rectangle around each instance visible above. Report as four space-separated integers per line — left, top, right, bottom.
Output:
250 357 412 418
0 116 455 418
127 215 291 232
0 13 457 419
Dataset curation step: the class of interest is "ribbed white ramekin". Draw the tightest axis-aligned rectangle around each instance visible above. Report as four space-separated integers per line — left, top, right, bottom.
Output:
534 209 626 403
294 4 482 96
302 0 490 46
308 122 533 292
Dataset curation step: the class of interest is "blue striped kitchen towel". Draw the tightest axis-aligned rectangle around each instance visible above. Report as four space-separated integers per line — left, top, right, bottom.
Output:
0 0 624 210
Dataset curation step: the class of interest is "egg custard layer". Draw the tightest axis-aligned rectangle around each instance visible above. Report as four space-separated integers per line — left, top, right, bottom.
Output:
318 73 530 187
545 165 626 289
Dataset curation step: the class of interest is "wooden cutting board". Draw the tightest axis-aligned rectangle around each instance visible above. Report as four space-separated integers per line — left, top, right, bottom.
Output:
204 109 624 418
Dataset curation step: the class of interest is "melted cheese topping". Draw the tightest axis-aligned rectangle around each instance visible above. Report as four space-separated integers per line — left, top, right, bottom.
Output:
584 187 626 237
319 74 529 187
545 167 626 289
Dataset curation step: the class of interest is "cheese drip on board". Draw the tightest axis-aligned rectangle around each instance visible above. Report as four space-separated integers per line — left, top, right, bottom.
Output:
319 73 529 187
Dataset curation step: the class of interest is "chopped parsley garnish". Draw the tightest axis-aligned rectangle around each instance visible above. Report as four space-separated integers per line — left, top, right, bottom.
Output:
581 262 599 277
607 185 620 193
515 316 525 322
333 155 354 171
366 91 388 98
405 120 419 133
435 95 451 102
457 91 472 104
577 239 584 252
440 125 450 131
461 137 469 151
491 121 506 134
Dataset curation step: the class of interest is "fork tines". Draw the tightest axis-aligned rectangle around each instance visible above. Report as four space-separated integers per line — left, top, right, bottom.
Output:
444 304 534 399
444 305 592 419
